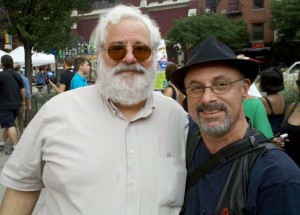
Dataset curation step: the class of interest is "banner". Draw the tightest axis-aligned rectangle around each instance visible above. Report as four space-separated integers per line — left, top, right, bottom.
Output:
4 32 12 50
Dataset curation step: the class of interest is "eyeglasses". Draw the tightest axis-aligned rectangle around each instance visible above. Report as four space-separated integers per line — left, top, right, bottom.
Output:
296 80 300 87
102 44 152 61
185 78 243 98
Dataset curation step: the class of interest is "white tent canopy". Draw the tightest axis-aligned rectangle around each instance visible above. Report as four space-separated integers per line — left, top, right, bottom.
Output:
8 46 55 67
0 50 8 58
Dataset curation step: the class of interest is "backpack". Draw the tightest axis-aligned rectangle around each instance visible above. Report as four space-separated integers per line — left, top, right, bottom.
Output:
181 119 280 215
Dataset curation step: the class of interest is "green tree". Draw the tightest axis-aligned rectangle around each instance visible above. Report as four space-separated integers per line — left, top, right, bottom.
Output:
0 0 97 83
166 13 250 52
270 0 300 66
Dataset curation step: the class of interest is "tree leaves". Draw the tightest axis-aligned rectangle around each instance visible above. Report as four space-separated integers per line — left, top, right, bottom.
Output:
270 0 300 65
166 13 250 51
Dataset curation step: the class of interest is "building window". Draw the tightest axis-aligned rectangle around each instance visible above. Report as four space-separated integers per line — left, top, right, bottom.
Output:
207 0 217 12
253 0 264 9
252 23 264 41
228 0 240 12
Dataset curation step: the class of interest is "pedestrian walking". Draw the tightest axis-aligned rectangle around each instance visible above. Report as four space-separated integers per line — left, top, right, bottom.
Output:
0 55 25 155
13 62 32 137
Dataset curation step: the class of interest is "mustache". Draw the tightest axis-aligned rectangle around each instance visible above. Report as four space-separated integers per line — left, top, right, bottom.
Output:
112 63 146 75
196 102 227 112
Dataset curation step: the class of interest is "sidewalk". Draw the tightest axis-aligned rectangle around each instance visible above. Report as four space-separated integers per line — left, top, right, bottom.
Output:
0 128 13 202
0 128 44 213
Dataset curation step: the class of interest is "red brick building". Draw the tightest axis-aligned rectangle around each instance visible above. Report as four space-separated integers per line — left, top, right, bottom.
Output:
74 0 274 66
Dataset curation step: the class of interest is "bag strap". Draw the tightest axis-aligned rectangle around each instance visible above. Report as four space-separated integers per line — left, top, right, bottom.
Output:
186 117 200 168
214 142 279 215
186 132 267 190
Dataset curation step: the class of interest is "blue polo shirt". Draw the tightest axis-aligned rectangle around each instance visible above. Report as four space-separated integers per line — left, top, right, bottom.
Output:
70 72 88 90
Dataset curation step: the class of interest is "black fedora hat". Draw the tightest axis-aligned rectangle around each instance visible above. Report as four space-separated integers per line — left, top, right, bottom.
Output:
171 37 259 93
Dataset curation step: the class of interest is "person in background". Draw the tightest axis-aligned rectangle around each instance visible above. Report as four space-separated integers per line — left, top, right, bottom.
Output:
0 55 25 155
70 57 90 89
0 5 188 215
35 66 45 92
243 93 273 139
49 56 74 93
163 63 185 106
259 67 286 135
13 62 32 137
237 55 272 138
32 66 38 83
45 67 55 94
273 71 300 167
170 37 300 214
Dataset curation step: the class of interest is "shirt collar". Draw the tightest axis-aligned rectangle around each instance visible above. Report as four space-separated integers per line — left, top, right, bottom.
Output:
100 90 155 122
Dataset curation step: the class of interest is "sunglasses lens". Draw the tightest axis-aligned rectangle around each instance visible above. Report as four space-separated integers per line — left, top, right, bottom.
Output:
106 44 152 61
107 45 127 61
133 45 152 61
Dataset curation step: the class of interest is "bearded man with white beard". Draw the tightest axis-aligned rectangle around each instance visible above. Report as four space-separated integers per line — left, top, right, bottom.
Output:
0 5 188 215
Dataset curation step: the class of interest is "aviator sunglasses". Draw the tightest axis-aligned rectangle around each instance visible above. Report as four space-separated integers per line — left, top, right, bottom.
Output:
102 44 152 61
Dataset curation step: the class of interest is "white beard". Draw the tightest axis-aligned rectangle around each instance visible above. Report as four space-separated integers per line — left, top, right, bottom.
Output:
97 57 156 106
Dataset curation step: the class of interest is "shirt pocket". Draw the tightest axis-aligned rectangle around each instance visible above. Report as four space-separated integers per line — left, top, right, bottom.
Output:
156 156 187 207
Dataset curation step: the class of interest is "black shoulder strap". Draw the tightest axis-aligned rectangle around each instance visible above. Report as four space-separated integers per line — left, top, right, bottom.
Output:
186 117 200 168
168 85 177 100
214 141 278 215
286 102 298 121
186 132 268 190
263 96 274 114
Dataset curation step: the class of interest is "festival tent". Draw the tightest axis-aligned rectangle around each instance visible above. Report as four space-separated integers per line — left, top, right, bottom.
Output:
0 50 8 58
8 46 55 67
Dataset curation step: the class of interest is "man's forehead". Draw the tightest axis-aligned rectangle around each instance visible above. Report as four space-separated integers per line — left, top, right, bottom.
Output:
105 19 150 44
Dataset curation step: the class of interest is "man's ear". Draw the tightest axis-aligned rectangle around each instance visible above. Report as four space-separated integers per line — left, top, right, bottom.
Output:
242 78 251 98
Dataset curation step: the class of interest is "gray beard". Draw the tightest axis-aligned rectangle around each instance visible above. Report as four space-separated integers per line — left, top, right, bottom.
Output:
197 116 231 137
196 103 231 137
96 58 156 106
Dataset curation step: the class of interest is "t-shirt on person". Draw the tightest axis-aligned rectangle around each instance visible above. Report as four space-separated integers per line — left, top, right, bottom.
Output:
70 73 88 89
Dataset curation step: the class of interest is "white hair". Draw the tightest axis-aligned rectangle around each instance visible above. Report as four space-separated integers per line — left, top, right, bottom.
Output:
94 4 161 55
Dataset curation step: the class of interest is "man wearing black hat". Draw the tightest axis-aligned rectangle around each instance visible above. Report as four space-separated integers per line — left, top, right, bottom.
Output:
171 37 300 214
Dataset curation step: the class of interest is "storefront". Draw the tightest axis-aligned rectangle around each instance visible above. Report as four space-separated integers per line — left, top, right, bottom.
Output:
238 42 273 69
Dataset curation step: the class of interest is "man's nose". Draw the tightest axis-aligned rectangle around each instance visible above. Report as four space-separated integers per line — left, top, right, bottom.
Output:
122 46 137 63
201 87 217 103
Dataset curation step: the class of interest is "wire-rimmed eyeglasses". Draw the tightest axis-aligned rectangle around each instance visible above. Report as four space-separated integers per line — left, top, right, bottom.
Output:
185 78 244 98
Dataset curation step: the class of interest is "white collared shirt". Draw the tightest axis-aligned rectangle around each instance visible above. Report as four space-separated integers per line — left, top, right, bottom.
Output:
1 85 189 215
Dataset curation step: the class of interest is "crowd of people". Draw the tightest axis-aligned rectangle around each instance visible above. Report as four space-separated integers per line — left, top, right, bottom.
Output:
32 55 94 94
0 4 299 215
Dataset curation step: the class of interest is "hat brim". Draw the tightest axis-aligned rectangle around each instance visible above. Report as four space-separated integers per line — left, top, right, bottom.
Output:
171 59 259 94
